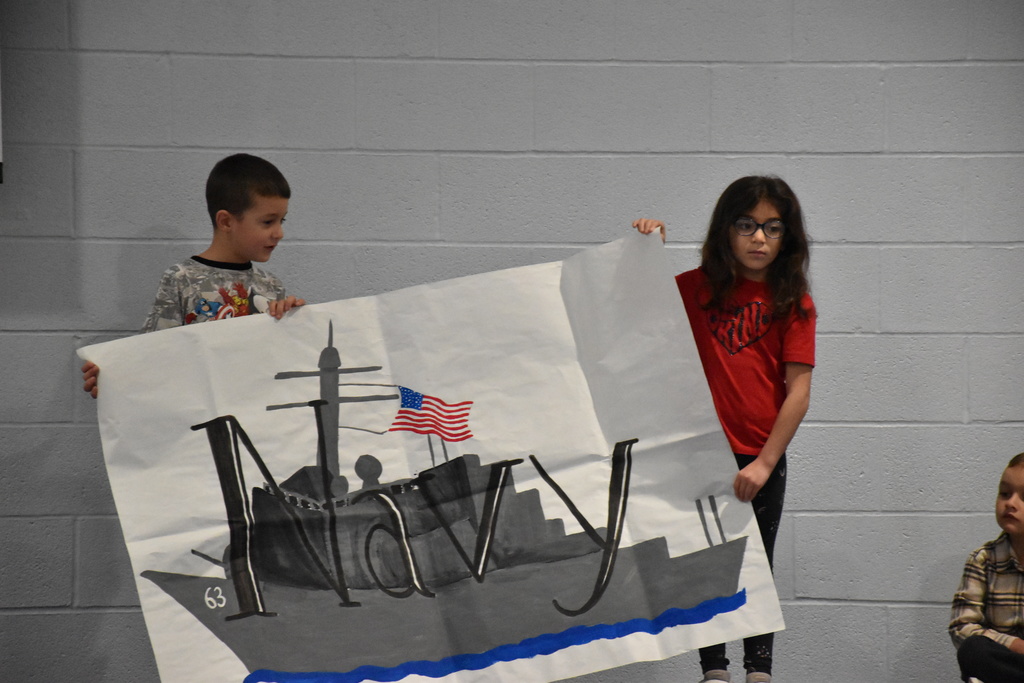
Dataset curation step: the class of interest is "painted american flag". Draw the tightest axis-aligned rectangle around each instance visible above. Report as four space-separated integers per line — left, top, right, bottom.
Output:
388 387 473 442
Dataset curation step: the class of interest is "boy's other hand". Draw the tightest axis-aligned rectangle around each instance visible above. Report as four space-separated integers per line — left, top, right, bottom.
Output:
82 361 99 399
632 218 666 242
268 296 306 319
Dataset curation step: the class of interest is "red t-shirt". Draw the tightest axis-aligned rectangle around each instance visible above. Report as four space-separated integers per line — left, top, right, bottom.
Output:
676 268 816 455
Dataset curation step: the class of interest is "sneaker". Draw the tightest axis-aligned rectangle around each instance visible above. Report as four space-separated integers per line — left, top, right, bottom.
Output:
700 670 731 682
746 674 772 683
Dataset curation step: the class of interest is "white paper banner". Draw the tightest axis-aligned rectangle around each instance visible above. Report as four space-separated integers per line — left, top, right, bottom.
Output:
79 234 782 683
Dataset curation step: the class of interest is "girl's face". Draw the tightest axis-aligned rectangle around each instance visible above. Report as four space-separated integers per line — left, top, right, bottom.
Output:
729 199 782 282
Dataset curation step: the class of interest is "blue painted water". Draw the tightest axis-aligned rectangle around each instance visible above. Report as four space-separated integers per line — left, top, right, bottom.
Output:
245 589 746 683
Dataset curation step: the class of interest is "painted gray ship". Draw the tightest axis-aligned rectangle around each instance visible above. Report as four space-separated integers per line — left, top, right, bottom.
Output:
142 324 750 682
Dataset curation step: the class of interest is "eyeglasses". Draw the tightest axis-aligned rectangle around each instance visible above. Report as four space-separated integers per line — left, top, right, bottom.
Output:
733 217 784 239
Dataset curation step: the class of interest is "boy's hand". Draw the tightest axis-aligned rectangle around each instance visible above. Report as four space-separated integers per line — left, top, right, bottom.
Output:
734 457 773 502
82 361 99 399
632 218 666 242
268 296 306 319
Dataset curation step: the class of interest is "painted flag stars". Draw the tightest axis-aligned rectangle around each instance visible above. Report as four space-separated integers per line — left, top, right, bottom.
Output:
388 387 473 442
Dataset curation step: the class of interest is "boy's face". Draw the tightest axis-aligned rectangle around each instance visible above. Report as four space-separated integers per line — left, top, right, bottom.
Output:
996 465 1024 538
219 194 289 263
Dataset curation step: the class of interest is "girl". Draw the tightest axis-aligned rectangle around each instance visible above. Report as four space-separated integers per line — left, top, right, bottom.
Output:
633 176 815 683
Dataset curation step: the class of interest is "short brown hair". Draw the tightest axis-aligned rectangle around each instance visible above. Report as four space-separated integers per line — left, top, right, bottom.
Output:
1007 452 1024 469
205 153 290 227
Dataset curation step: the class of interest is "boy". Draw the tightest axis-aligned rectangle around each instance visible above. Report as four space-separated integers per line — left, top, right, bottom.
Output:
81 153 305 397
949 452 1024 683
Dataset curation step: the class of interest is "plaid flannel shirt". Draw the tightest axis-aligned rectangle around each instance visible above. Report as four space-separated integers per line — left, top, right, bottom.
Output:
950 533 1024 649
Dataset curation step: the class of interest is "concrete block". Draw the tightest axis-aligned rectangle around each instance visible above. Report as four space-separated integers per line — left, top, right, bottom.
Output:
785 426 884 512
968 336 1024 422
0 426 116 516
887 604 959 683
272 243 581 303
0 145 74 237
773 602 888 682
439 0 790 62
964 157 1024 242
0 334 77 422
78 53 176 146
534 65 709 152
72 0 436 57
807 246 880 334
795 424 1019 514
876 425 1022 512
812 335 966 422
606 0 791 63
78 242 212 330
794 513 995 602
0 611 159 683
77 149 441 242
788 156 968 243
0 517 74 607
271 153 441 241
1 51 79 145
0 239 204 331
439 0 618 61
169 56 355 149
76 149 213 239
711 66 886 153
439 155 793 244
0 0 68 50
967 0 1024 59
0 240 86 330
77 517 140 607
78 149 441 242
355 62 533 151
793 0 972 61
888 66 1024 153
880 247 1024 333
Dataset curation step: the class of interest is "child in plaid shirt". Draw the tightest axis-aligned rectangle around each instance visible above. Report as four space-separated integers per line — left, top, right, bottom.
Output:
950 452 1024 683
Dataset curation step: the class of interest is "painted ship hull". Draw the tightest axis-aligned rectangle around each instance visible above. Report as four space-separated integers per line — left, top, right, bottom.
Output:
144 535 747 679
143 447 750 681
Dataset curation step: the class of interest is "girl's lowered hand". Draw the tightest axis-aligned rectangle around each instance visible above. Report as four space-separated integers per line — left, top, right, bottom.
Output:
734 458 773 502
632 218 666 242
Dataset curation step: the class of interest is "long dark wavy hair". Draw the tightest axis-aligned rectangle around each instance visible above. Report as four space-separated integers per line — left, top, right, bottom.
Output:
700 175 812 319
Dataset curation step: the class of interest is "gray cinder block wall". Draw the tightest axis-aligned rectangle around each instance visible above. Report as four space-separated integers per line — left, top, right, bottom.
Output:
1 2 1022 681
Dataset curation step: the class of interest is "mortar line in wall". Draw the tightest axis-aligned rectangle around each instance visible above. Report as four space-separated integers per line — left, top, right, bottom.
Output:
10 235 1020 250
13 144 1024 159
787 511 996 517
779 598 954 608
9 46 1022 68
881 66 891 153
962 335 972 425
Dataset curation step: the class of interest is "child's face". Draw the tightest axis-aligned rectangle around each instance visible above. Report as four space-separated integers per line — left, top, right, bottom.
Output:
996 466 1024 538
221 194 289 263
729 199 782 282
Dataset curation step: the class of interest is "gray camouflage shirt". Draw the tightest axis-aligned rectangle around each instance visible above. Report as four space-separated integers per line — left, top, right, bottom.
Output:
141 256 286 333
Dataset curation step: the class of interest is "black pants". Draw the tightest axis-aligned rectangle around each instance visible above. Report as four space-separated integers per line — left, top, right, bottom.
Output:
699 453 786 676
957 634 1024 683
